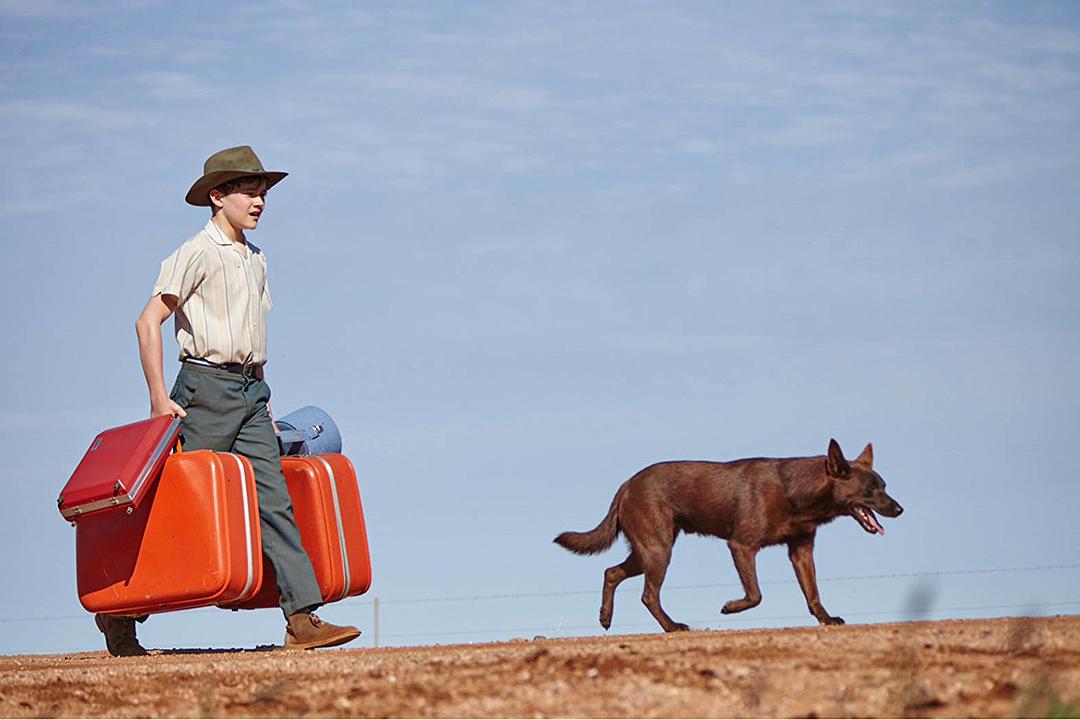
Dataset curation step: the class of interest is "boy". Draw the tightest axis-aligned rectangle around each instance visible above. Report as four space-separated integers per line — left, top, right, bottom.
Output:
95 146 361 656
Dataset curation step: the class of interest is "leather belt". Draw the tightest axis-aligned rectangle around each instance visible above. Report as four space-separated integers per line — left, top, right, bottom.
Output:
183 357 262 378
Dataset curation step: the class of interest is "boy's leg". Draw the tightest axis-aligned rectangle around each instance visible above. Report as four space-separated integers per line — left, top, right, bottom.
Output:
231 381 323 616
176 366 323 613
153 365 358 649
234 378 361 649
94 613 148 657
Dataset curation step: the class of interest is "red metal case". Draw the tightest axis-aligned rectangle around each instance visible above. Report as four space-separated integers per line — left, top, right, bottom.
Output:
76 450 263 616
224 454 372 610
58 416 181 520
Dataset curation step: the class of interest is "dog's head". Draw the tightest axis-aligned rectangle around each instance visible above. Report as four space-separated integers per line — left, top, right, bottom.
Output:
825 439 903 535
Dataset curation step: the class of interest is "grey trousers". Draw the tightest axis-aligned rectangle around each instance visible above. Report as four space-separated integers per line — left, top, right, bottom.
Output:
170 363 323 617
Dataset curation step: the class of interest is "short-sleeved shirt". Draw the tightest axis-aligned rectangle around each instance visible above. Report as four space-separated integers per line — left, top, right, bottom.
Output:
153 220 272 366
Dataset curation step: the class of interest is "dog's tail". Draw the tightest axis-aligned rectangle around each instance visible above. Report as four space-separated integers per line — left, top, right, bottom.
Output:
553 483 628 555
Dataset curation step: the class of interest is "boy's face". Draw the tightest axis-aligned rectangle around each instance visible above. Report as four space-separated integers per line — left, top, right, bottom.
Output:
211 177 269 232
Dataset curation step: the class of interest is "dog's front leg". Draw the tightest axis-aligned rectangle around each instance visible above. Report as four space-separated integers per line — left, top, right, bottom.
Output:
787 534 844 625
721 542 763 615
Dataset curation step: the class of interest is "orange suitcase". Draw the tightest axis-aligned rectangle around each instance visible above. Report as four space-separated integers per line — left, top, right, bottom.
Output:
224 454 371 610
75 450 263 615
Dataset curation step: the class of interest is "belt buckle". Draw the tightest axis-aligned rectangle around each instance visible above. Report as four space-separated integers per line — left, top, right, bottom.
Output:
239 353 257 379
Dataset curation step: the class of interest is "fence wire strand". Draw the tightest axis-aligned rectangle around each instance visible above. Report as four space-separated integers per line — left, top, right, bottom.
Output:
343 562 1080 607
5 562 1076 624
378 599 1080 639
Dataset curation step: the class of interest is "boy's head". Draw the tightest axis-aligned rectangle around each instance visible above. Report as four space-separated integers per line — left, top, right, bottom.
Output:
185 145 286 207
209 175 269 232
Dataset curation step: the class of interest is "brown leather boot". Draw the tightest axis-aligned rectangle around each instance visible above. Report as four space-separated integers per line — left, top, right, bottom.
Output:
94 614 148 657
283 612 361 650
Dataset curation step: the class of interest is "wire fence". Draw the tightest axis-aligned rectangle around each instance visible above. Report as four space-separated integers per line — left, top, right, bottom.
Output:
343 562 1080 607
376 599 1080 640
5 562 1077 631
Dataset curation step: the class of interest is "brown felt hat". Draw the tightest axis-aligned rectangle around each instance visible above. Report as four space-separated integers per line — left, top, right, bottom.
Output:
185 145 287 206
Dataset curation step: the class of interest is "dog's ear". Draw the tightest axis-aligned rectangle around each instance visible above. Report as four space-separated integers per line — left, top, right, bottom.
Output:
854 442 873 468
826 438 849 477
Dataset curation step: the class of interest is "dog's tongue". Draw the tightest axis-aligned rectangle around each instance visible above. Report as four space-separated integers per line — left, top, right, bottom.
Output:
869 514 884 536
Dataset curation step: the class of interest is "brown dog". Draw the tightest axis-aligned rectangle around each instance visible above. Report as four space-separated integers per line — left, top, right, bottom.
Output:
554 439 903 632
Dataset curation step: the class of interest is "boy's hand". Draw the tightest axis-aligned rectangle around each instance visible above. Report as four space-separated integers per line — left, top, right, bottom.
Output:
151 396 187 419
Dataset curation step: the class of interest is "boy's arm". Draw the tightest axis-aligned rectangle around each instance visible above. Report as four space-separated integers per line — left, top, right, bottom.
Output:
135 294 187 419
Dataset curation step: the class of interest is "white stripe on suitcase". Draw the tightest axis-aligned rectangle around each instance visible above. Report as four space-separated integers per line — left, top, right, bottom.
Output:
229 454 258 601
314 456 351 601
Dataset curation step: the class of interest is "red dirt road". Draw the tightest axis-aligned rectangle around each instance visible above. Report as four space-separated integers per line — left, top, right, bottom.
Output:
1 615 1077 718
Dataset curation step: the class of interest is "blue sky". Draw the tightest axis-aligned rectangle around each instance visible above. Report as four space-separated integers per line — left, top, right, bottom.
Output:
1 1 1078 654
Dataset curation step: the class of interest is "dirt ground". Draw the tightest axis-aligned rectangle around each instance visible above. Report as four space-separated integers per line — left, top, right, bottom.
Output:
0 615 1077 718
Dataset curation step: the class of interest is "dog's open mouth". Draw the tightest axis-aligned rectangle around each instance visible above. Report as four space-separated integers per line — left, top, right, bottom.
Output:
852 505 884 535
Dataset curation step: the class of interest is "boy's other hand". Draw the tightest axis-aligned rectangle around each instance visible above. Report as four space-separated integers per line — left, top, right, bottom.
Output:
151 397 187 419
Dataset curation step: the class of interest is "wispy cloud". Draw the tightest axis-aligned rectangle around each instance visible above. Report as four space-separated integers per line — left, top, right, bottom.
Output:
764 114 857 148
334 70 553 115
0 0 87 18
84 39 222 64
1 1 1078 206
0 0 157 19
129 71 218 101
1 98 142 130
929 152 1080 190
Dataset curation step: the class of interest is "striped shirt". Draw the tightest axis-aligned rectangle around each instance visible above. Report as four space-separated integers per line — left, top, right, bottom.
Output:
153 220 273 366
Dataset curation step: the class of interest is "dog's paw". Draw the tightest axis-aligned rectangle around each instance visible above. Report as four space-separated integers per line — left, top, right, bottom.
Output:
599 610 612 630
820 615 845 626
665 623 691 633
721 600 746 614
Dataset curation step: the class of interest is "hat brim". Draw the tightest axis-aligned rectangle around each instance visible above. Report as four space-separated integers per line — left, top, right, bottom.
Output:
186 170 288 207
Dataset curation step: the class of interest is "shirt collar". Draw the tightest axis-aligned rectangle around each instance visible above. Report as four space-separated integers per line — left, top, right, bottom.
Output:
203 219 246 248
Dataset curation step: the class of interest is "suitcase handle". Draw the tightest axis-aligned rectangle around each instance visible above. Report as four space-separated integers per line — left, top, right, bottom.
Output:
275 421 322 445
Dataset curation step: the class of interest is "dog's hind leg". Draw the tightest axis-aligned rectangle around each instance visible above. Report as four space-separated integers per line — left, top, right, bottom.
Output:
788 534 844 625
639 542 689 633
600 553 641 630
721 541 763 615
